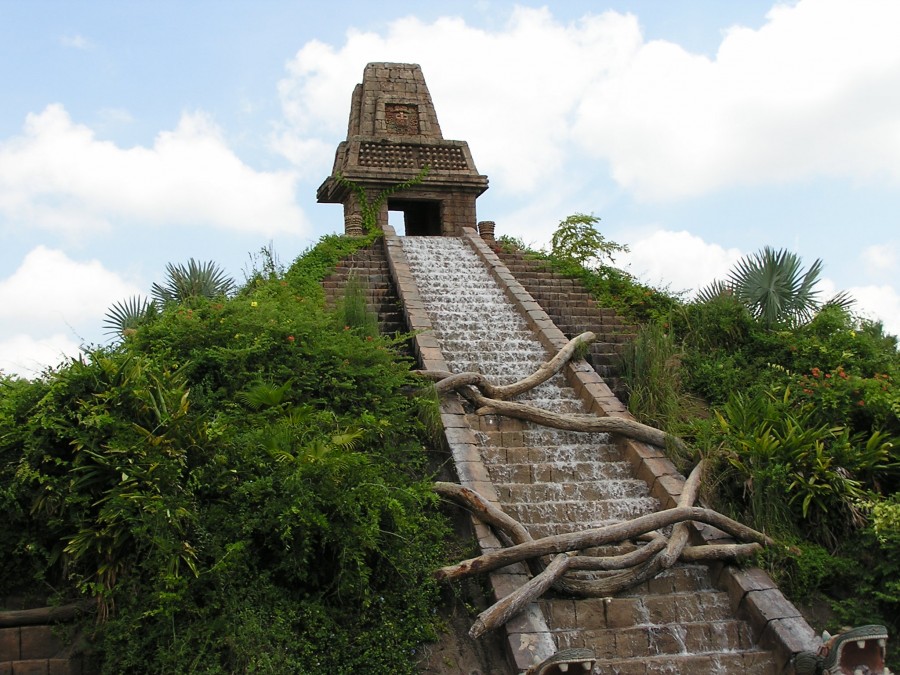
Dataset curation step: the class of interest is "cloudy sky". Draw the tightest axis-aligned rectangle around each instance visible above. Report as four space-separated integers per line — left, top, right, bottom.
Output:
2 0 899 378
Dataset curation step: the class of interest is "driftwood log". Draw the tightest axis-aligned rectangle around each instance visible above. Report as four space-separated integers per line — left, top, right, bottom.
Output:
420 332 687 453
436 504 772 583
419 332 596 400
427 330 770 636
436 475 770 637
0 600 94 627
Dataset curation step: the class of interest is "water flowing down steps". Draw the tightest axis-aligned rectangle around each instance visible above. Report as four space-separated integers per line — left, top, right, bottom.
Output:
381 227 819 674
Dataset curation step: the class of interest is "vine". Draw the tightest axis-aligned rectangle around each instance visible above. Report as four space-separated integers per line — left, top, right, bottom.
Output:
335 165 431 233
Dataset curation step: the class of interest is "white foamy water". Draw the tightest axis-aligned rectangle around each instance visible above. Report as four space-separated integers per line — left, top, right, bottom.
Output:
400 236 659 533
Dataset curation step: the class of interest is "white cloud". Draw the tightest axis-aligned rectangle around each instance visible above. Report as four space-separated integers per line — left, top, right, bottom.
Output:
0 104 308 236
275 8 638 192
620 229 743 293
0 247 146 378
861 243 897 273
0 333 82 379
848 284 900 338
574 0 900 198
0 246 143 331
276 1 900 200
60 34 92 50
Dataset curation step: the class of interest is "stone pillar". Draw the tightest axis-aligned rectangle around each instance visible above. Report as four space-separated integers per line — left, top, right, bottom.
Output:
478 221 496 244
345 214 364 237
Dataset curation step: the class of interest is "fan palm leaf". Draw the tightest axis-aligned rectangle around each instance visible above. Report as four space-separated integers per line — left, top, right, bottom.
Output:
103 296 157 337
151 259 235 306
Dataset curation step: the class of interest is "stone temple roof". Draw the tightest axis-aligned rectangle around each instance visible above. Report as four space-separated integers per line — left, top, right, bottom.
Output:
317 62 489 207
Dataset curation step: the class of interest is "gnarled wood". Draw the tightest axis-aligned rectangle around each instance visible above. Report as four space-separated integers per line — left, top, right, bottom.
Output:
425 332 596 400
463 388 687 452
0 600 94 627
469 553 570 638
435 505 774 583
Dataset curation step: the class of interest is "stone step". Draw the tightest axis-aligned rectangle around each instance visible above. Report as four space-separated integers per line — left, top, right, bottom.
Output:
479 444 623 466
503 497 659 526
0 658 85 675
581 651 776 674
495 480 651 503
486 460 634 484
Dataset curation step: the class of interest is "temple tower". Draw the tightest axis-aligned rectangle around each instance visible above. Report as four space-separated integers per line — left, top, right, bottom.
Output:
317 63 489 236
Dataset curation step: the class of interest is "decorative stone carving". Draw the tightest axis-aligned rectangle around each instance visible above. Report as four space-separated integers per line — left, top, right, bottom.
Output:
345 213 364 237
384 103 419 135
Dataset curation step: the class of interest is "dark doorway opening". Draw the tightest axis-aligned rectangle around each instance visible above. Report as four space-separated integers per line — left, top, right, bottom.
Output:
388 199 441 236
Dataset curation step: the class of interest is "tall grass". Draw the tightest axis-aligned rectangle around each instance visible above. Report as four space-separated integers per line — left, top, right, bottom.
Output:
622 321 703 468
335 274 380 338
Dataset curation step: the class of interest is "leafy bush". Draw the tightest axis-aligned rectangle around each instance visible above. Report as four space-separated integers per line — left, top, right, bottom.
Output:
550 213 627 269
0 236 449 673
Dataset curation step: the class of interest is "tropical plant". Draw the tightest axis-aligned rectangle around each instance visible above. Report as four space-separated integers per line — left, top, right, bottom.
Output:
708 386 895 547
151 258 236 306
697 246 852 327
1 237 449 673
102 295 157 337
549 213 627 269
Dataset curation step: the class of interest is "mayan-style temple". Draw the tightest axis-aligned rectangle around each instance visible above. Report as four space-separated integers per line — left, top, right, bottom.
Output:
317 62 489 236
315 63 889 675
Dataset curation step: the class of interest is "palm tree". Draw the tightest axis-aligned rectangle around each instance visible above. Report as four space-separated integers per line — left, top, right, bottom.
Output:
151 259 235 305
105 259 235 338
697 246 851 327
102 296 157 337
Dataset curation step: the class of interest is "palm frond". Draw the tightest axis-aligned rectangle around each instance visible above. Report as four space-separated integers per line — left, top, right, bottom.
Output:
237 379 294 410
695 279 732 304
151 259 236 306
103 296 157 337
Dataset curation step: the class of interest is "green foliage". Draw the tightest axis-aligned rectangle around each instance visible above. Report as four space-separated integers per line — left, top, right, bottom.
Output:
550 213 627 269
698 246 852 328
102 296 158 337
495 234 528 254
335 166 430 233
335 274 380 338
151 258 236 306
104 259 236 340
0 236 449 673
622 321 704 468
705 386 896 547
282 232 379 302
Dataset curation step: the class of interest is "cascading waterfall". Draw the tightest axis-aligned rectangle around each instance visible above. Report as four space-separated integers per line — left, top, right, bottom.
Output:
400 236 658 531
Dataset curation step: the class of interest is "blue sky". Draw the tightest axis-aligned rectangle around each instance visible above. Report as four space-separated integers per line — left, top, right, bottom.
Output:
2 0 899 378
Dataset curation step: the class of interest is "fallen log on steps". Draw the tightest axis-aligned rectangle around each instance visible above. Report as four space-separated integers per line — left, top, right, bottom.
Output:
435 464 772 637
425 331 768 636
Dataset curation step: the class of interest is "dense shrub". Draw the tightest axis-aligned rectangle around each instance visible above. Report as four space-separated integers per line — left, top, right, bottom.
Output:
0 235 448 673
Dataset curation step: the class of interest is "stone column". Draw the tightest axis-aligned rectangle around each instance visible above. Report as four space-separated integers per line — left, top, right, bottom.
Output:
345 214 364 237
478 221 496 244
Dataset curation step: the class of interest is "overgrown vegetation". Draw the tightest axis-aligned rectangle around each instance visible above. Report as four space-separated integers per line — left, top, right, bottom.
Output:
500 216 900 664
497 214 679 323
0 233 449 673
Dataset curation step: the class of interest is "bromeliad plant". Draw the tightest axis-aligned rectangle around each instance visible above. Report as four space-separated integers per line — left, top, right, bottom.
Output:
708 386 896 548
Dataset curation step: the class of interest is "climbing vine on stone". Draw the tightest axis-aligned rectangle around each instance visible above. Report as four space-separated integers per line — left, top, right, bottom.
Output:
335 165 431 233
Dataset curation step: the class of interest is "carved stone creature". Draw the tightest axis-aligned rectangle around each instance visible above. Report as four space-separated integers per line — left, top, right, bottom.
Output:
792 625 891 675
525 648 596 675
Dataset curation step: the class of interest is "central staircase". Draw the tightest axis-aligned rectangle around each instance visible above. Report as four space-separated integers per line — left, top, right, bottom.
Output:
371 226 819 674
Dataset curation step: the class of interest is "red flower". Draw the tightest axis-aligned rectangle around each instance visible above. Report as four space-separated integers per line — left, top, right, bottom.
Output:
287 335 295 343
